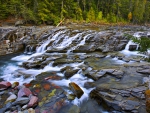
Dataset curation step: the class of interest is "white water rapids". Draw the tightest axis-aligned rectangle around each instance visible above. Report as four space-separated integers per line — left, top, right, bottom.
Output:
0 28 149 112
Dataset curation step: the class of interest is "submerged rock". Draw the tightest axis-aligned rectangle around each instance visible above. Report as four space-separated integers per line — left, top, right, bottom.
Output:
61 66 80 78
18 87 32 98
12 97 29 106
5 93 17 103
28 95 38 108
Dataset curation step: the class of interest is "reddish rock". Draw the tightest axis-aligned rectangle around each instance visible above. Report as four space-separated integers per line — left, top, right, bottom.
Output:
48 109 55 113
32 88 41 96
18 87 32 98
42 111 49 113
43 83 51 91
51 83 61 89
52 99 66 112
0 81 11 90
23 83 32 88
35 109 40 113
28 95 38 107
69 82 84 99
145 90 150 113
45 76 61 80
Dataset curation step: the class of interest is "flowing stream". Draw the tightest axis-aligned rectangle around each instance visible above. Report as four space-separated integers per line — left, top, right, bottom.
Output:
0 28 148 113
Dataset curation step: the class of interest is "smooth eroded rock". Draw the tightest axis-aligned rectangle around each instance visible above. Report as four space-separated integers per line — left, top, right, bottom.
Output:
69 82 84 99
28 95 38 108
0 81 11 90
18 87 32 98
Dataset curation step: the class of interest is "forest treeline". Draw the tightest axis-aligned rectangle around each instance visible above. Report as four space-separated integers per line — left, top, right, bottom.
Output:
0 0 149 25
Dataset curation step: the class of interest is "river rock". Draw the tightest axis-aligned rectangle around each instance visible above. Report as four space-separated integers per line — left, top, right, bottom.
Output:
28 108 35 113
12 82 19 88
0 81 11 90
114 43 126 51
53 58 82 66
145 90 150 113
129 45 138 51
67 94 76 100
42 83 51 91
111 70 124 79
27 95 38 108
69 82 84 99
61 66 80 78
67 105 80 113
18 87 32 98
12 97 29 106
137 69 150 74
120 100 140 111
5 93 17 103
90 88 142 112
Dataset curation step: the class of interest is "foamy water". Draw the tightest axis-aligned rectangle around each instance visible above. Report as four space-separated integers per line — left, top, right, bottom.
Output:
1 29 148 113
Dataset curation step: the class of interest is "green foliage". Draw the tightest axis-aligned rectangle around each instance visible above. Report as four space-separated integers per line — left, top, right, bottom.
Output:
132 36 150 52
0 3 8 19
125 34 150 52
75 7 83 21
86 7 95 22
128 12 132 22
96 11 103 21
0 0 150 25
107 13 116 23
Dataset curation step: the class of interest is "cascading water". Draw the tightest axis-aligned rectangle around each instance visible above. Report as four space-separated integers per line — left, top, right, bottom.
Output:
2 27 149 113
121 32 143 56
36 29 68 53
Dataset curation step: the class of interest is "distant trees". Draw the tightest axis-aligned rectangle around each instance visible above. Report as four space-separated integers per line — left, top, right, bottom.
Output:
0 0 150 25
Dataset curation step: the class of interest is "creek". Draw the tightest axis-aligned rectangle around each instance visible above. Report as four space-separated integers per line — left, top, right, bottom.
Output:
0 26 149 113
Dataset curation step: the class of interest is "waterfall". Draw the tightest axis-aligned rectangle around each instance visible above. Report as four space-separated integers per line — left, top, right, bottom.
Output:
36 39 51 53
36 29 68 53
120 32 145 56
124 40 138 51
67 33 95 54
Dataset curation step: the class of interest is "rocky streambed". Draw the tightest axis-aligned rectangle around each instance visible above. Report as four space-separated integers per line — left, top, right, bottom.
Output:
0 25 150 113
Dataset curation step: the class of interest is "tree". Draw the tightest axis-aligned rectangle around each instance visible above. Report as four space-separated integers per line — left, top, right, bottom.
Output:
86 7 95 22
128 12 132 22
96 11 103 21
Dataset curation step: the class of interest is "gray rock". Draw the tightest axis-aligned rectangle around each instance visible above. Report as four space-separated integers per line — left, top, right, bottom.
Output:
132 86 147 93
114 43 126 51
12 97 29 106
68 105 80 113
120 100 140 111
100 69 115 74
129 45 138 51
5 93 17 103
112 70 124 79
137 69 150 74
